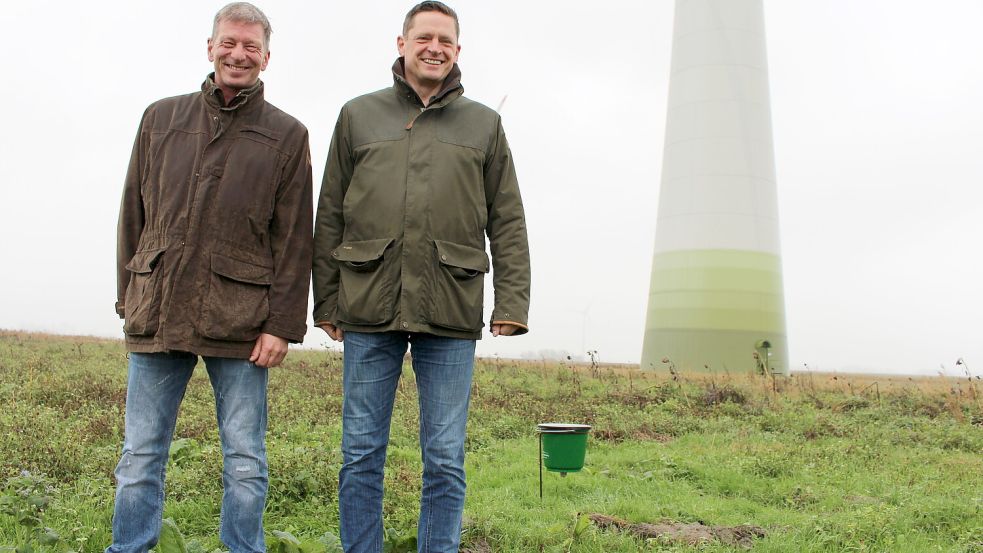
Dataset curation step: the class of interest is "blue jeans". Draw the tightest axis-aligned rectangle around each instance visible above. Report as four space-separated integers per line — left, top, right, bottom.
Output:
339 332 475 553
106 352 269 553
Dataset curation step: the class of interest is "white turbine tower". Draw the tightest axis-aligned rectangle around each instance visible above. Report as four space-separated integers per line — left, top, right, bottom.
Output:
642 0 788 373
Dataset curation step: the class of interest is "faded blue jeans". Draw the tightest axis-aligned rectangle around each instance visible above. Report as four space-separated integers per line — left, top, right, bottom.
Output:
106 352 269 553
339 332 475 553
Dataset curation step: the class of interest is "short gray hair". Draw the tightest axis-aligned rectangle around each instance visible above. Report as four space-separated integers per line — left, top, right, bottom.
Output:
212 2 272 51
402 1 460 39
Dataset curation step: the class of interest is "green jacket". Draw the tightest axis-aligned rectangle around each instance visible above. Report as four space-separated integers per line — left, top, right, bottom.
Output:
117 76 313 358
313 60 530 340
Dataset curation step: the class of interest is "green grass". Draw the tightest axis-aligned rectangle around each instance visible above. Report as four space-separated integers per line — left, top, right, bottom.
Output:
1 331 981 552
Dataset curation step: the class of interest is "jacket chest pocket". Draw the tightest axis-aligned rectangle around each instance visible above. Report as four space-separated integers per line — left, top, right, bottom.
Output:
199 252 272 341
335 238 398 326
123 248 167 336
428 240 488 332
211 127 283 218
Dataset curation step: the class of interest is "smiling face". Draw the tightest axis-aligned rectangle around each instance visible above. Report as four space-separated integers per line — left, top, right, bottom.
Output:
397 10 460 99
207 19 269 103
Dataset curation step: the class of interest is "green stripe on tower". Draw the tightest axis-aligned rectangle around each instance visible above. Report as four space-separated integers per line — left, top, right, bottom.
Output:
641 249 788 373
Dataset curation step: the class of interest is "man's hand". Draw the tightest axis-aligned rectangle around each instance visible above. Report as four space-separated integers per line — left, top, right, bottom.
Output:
491 323 519 337
318 322 345 342
250 333 289 368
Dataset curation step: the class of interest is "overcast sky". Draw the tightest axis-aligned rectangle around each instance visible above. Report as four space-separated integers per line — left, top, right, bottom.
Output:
1 1 980 375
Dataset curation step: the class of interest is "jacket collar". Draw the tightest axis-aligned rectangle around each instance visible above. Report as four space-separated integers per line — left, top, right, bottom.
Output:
392 57 463 108
202 73 264 112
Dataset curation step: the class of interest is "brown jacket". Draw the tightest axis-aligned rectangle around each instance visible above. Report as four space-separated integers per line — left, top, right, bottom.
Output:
116 76 313 358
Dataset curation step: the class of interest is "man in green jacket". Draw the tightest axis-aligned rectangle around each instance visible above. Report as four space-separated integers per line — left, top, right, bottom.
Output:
109 3 312 552
312 2 530 551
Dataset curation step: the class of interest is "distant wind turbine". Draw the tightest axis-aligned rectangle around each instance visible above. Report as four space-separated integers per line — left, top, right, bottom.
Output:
495 94 509 114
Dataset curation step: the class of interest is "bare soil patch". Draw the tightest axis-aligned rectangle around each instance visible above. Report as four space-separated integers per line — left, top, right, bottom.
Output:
461 538 492 553
588 513 766 549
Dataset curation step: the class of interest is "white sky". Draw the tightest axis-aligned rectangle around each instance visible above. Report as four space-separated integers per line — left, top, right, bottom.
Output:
1 1 981 376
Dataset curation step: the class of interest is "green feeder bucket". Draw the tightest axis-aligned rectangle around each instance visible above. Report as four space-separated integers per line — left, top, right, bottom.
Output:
536 423 591 498
536 423 591 497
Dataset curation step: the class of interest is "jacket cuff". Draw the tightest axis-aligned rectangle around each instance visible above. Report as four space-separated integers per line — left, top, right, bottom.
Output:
490 306 529 335
312 305 337 327
115 301 125 319
261 316 308 343
491 320 529 336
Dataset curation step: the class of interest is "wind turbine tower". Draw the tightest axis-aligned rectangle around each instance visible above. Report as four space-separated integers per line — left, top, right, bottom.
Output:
642 0 788 373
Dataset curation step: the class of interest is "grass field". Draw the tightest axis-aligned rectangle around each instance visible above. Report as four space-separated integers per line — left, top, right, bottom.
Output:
1 330 981 552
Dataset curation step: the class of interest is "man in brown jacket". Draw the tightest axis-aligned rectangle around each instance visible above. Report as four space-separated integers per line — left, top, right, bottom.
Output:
108 3 312 552
313 2 530 551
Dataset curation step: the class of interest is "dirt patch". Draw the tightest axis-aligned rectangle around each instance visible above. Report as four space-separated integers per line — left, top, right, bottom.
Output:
591 427 628 441
460 538 492 553
592 426 673 443
588 513 766 549
704 385 747 406
636 429 674 443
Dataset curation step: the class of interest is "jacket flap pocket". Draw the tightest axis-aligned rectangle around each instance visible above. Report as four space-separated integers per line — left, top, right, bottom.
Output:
124 248 166 274
334 238 394 263
240 125 281 142
211 253 273 285
434 240 489 273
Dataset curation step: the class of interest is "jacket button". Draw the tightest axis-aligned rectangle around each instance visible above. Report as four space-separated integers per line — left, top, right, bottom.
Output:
504 313 510 318
332 251 338 257
401 321 408 329
440 255 447 261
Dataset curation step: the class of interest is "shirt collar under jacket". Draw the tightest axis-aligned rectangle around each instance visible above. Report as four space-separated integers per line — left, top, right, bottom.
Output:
202 73 265 112
391 57 463 108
